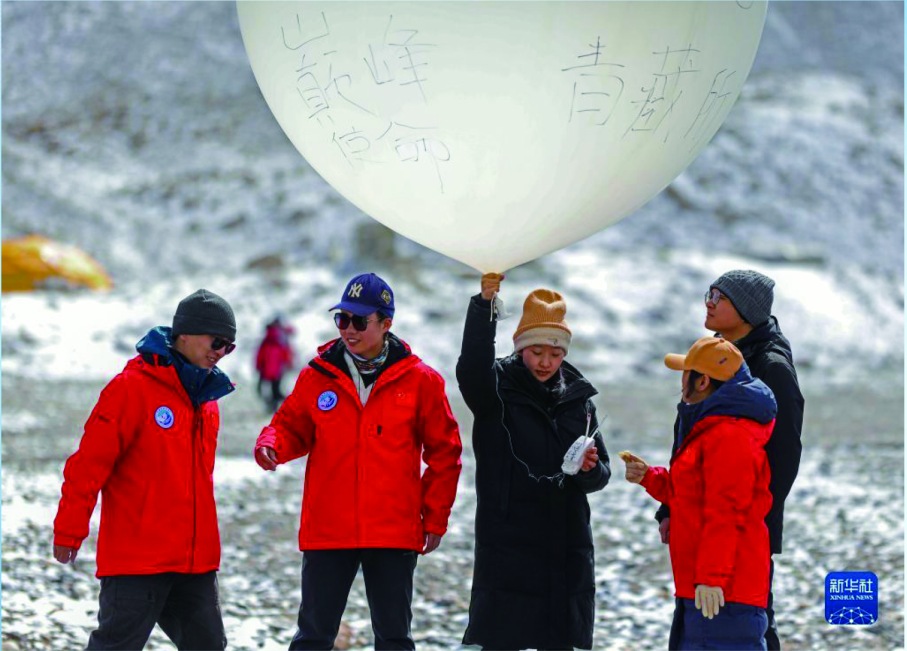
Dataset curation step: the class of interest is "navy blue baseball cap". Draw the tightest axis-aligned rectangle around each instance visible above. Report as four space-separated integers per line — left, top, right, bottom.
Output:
330 272 395 317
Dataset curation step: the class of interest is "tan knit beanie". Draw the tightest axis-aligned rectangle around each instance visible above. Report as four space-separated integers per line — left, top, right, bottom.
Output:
512 288 572 353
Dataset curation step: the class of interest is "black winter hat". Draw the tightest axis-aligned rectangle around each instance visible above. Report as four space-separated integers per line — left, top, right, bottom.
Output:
710 270 775 326
172 289 236 340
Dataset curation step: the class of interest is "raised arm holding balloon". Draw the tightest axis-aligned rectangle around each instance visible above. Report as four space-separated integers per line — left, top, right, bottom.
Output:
456 274 610 651
479 272 503 301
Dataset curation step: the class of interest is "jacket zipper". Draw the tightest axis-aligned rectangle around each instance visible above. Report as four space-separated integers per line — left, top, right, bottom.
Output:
356 401 362 546
353 368 391 545
190 406 201 571
314 354 414 546
353 366 399 546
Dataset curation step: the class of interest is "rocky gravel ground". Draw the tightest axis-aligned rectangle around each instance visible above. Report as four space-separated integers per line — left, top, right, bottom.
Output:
2 372 903 650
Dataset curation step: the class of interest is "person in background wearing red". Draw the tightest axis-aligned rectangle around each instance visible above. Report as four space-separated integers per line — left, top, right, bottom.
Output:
52 289 237 651
255 314 295 413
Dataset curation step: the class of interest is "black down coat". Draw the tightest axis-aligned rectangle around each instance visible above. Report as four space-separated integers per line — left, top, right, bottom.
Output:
457 295 611 650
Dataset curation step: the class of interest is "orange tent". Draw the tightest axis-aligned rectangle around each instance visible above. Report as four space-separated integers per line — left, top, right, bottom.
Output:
2 235 113 292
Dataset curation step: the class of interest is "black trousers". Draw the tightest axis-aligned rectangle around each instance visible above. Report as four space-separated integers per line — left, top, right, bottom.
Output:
764 559 779 650
668 559 778 650
258 376 285 412
86 571 226 651
289 548 418 651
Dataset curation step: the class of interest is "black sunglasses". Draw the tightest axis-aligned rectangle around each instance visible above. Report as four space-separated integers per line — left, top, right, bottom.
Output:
334 313 379 332
211 337 236 355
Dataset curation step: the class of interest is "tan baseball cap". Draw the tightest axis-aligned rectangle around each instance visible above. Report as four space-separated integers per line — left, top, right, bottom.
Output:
664 336 743 381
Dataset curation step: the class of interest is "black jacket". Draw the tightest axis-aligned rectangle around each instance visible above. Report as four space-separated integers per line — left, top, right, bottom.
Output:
457 295 610 650
656 317 804 554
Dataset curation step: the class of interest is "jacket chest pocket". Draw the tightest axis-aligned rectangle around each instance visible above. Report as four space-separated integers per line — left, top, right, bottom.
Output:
671 449 704 501
386 391 417 423
373 391 418 445
312 390 352 432
151 403 188 438
553 409 590 447
148 404 193 469
198 410 219 475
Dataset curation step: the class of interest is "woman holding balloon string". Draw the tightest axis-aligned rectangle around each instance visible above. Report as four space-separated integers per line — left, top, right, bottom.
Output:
456 273 611 651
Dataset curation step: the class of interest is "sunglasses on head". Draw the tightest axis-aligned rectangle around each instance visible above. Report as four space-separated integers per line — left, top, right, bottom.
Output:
333 312 379 332
703 288 725 306
210 337 236 355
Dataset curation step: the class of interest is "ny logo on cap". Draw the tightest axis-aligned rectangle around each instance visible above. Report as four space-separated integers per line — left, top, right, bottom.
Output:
348 283 363 298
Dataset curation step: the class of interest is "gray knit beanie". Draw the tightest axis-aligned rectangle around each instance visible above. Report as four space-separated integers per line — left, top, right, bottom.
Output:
172 289 236 340
710 270 775 326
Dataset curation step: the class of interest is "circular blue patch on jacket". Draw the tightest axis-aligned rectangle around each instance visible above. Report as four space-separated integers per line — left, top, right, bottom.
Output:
317 391 338 411
154 406 175 429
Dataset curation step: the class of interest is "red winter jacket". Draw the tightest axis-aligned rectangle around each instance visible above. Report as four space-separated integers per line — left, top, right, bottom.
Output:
255 338 463 552
53 353 224 577
256 324 294 381
641 414 774 608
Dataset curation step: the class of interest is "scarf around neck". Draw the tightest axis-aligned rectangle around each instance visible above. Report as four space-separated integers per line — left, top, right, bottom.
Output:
346 337 390 375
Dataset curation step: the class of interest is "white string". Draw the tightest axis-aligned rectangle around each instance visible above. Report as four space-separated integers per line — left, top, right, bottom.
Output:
492 358 566 488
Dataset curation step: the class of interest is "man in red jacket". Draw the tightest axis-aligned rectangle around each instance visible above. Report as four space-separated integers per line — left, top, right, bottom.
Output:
622 336 777 650
255 272 463 650
53 289 237 651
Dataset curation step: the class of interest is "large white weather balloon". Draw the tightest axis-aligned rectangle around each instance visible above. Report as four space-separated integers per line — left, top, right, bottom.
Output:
238 1 767 272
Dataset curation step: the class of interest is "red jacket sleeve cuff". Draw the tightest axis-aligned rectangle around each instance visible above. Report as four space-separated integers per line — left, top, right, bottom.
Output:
53 534 83 549
256 427 278 451
422 516 448 537
640 466 658 488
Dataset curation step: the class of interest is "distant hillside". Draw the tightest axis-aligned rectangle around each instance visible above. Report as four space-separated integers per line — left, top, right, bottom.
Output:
1 2 903 386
